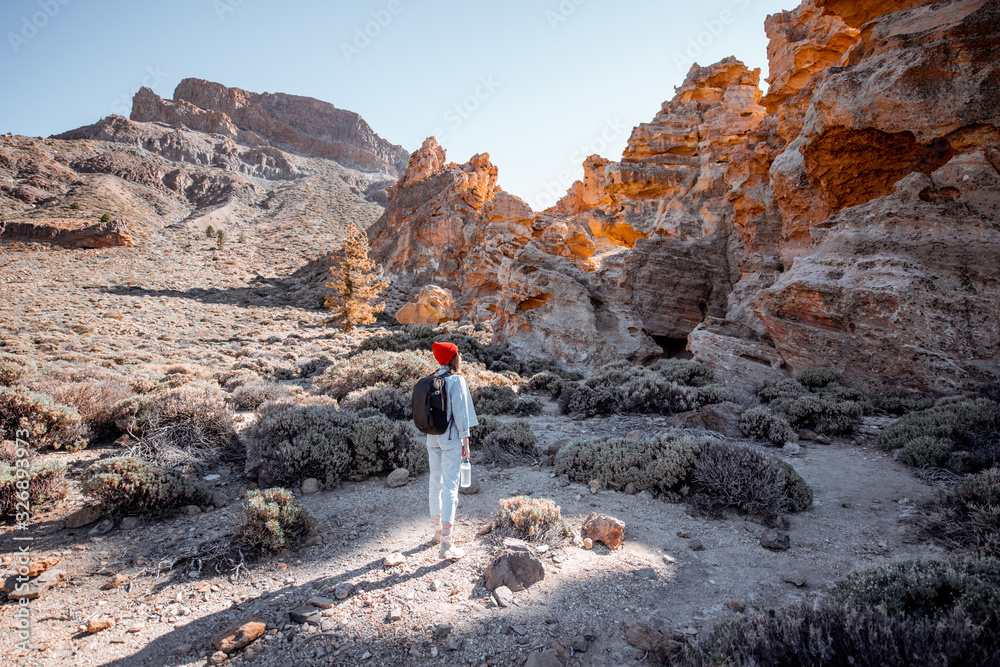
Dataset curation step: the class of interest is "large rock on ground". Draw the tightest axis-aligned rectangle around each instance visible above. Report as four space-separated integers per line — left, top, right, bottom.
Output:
212 616 266 654
0 218 134 249
395 285 460 326
581 512 626 550
484 539 545 592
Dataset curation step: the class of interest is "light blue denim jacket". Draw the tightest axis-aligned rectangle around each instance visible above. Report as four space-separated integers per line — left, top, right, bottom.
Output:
425 366 478 447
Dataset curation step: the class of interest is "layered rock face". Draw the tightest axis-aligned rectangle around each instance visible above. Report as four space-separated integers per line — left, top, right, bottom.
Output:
372 0 1000 392
132 79 409 176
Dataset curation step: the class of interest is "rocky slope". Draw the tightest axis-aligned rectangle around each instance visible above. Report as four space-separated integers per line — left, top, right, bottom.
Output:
372 0 1000 393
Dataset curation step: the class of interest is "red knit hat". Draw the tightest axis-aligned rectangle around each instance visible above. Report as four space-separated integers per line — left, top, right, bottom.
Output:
432 341 459 365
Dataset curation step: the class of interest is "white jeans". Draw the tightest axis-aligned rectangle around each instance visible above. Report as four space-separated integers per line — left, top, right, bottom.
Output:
427 439 462 525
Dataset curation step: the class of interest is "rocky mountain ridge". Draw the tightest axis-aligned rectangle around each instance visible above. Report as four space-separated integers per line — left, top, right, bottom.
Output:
372 0 1000 394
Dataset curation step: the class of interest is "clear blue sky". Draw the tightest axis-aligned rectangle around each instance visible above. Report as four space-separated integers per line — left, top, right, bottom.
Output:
0 0 793 210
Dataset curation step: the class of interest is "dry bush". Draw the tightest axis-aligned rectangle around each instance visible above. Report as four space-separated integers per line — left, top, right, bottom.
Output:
314 350 436 400
218 367 260 391
0 460 66 518
236 487 316 551
0 353 36 386
690 442 791 519
469 416 537 465
682 601 1000 667
922 467 1000 558
81 457 212 517
0 386 88 451
493 496 572 542
878 399 1000 473
340 385 411 421
230 381 290 411
833 558 1000 625
27 366 135 441
739 407 797 445
554 429 712 498
472 385 542 417
113 384 238 469
795 367 844 390
648 358 715 387
559 359 712 416
245 404 427 488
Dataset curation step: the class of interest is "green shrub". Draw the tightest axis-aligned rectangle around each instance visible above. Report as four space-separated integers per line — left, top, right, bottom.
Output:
236 487 316 551
758 379 809 403
0 460 66 518
340 385 411 421
772 394 864 435
554 429 711 498
682 600 1000 667
99 213 112 223
0 386 88 451
0 354 35 386
230 381 289 411
923 467 1000 558
81 457 212 516
473 385 542 416
739 407 796 445
493 496 572 542
974 382 1000 403
795 368 844 390
772 458 814 512
898 436 954 468
693 384 759 410
873 388 937 415
649 358 714 387
246 404 427 488
878 399 1000 473
833 558 1000 625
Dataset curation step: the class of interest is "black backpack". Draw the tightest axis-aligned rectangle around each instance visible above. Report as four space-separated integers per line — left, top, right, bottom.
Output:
412 371 453 435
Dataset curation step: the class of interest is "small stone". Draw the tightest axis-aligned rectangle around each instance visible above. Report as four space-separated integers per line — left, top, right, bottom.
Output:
175 644 192 656
88 517 115 536
303 534 323 547
513 624 528 636
388 606 402 622
86 617 115 633
624 482 637 495
103 573 129 590
784 572 806 587
386 468 409 488
290 606 321 625
25 556 60 577
492 585 514 608
587 479 600 495
384 552 406 567
557 475 571 488
633 567 658 580
760 529 790 551
484 541 545 592
783 442 801 455
625 429 642 441
581 512 626 550
689 539 705 551
183 505 201 516
119 517 140 531
208 651 228 665
212 616 267 653
433 623 453 639
676 531 691 539
637 490 654 501
582 538 593 549
300 478 321 495
430 579 441 592
3 568 67 600
212 492 229 508
446 639 461 651
334 582 355 599
571 635 589 652
307 596 335 609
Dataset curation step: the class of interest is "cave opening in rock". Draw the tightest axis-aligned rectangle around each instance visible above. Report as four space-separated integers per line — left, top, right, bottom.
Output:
650 334 693 360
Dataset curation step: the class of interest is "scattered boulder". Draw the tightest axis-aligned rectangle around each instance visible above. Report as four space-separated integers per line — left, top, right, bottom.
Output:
300 478 321 495
183 505 201 516
208 651 228 665
386 468 409 488
492 585 514 608
394 285 460 326
85 617 115 634
334 582 355 600
760 529 791 551
700 401 745 438
433 623 453 639
103 573 128 590
306 596 336 609
65 504 102 529
3 569 67 600
484 540 545 592
25 556 59 578
388 606 402 622
119 517 140 531
212 616 266 654
582 512 626 550
89 518 115 536
784 571 807 587
384 553 406 567
524 649 563 667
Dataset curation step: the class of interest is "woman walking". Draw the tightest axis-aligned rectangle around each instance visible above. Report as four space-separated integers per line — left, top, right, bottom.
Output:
426 341 478 560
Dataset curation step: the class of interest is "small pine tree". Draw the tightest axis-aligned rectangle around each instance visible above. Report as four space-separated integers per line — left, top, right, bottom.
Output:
324 222 389 331
205 225 216 238
216 230 226 250
99 213 112 223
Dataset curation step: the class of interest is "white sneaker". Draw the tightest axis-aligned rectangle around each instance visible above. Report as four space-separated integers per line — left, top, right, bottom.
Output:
440 536 465 560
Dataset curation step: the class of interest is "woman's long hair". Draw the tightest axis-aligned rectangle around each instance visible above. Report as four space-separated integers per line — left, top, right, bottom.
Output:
447 351 463 376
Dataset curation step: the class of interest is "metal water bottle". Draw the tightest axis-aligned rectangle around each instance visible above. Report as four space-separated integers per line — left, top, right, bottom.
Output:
460 458 471 488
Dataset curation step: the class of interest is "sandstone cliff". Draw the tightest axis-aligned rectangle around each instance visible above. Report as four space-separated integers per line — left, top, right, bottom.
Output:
373 0 1000 393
